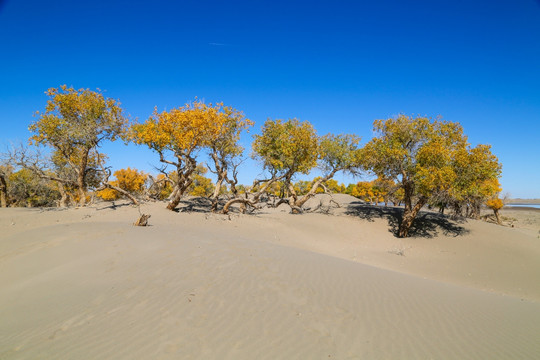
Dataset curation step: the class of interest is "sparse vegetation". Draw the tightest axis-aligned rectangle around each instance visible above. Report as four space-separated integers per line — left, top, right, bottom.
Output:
1 87 507 238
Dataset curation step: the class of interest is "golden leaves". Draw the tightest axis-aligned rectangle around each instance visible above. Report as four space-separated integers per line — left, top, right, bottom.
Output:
363 114 503 209
131 100 251 157
30 85 128 149
486 197 504 211
97 167 147 201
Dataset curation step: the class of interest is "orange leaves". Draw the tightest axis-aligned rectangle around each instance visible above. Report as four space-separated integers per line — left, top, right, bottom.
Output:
97 167 147 201
131 100 250 156
128 100 250 209
113 167 147 193
486 198 504 211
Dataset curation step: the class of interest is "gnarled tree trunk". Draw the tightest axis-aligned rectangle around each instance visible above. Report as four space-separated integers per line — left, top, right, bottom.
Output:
76 150 90 206
210 175 225 212
398 197 427 237
289 170 338 213
101 183 140 206
58 183 69 207
493 208 502 225
222 174 284 214
166 180 192 210
398 180 427 237
208 150 227 212
166 156 197 211
0 172 8 207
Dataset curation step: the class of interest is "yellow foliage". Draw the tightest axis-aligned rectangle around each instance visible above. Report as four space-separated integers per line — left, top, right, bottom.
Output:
131 100 250 155
29 85 128 206
350 181 378 202
486 198 503 211
113 167 147 193
187 165 214 197
8 169 60 207
97 186 119 201
72 192 91 205
155 174 173 200
252 118 318 175
362 115 469 199
97 167 147 201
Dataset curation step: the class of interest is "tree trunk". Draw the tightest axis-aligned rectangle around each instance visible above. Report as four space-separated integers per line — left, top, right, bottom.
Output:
209 151 226 208
286 178 302 213
76 186 86 206
290 170 337 213
222 175 283 214
58 184 69 207
134 214 151 226
398 196 427 238
102 183 139 206
165 155 196 211
222 197 255 214
0 173 8 207
398 180 427 237
228 177 238 197
493 209 502 225
293 181 320 211
473 203 481 219
167 186 183 210
211 177 225 200
76 150 90 206
453 202 463 217
211 176 225 212
439 204 445 214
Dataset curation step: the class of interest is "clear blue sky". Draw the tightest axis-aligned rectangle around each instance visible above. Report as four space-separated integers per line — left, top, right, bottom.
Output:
1 0 539 198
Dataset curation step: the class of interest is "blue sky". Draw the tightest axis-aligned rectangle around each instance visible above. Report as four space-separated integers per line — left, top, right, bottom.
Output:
1 0 539 197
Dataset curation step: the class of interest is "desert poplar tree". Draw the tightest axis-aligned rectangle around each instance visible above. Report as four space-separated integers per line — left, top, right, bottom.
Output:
362 115 470 237
29 85 128 206
131 100 246 211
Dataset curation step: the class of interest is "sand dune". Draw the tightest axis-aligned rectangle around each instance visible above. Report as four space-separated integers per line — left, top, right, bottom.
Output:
1 196 539 359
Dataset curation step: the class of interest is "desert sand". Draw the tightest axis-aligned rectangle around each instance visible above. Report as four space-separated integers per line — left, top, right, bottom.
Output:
1 194 539 359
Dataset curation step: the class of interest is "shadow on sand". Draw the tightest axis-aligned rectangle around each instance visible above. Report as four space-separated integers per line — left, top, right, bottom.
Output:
345 201 469 238
95 202 133 211
176 197 215 213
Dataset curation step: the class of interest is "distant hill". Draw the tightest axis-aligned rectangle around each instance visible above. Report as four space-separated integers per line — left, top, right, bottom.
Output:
506 199 540 204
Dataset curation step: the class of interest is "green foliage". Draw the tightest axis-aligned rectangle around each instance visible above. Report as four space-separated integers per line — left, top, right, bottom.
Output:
8 169 60 207
0 164 11 207
318 134 361 175
252 119 361 211
293 180 312 195
30 85 127 148
252 118 319 175
362 115 468 199
450 144 502 210
208 106 253 158
362 115 478 236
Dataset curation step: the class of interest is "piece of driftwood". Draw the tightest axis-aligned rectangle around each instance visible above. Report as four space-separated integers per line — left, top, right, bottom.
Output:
134 214 151 226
